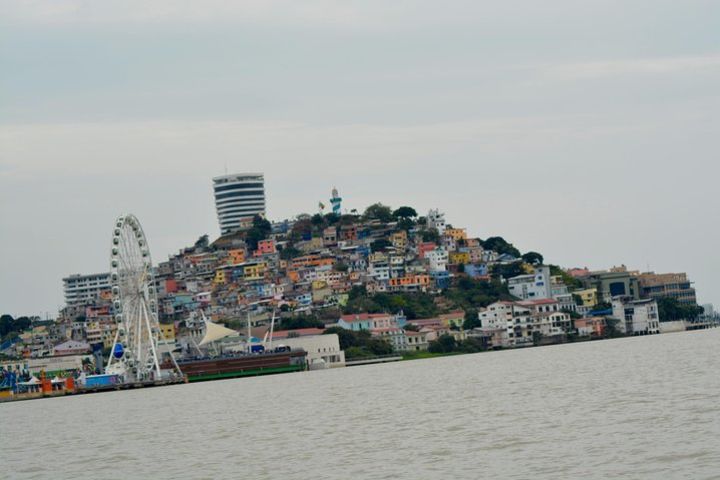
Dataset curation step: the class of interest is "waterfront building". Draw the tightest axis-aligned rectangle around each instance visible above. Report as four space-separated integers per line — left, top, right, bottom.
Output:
213 173 266 235
578 268 641 303
574 317 605 337
405 330 429 351
371 327 408 352
273 333 345 368
62 273 111 308
637 272 697 305
611 297 660 335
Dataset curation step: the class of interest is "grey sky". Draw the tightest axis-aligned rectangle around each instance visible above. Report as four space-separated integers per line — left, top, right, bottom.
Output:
1 0 718 316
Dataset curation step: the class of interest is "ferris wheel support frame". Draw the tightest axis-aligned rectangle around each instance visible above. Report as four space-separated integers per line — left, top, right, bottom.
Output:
106 214 165 381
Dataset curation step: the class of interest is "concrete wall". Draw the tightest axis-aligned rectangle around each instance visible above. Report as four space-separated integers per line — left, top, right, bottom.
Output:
659 321 686 334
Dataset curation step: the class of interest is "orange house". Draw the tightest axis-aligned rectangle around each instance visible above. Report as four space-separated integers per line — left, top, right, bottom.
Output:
257 239 276 255
227 249 246 265
389 275 431 288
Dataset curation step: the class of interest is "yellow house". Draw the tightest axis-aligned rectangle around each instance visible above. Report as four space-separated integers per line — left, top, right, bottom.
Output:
390 231 408 250
214 269 227 284
444 228 467 241
159 323 176 341
244 263 266 281
312 280 329 290
102 323 118 349
439 311 465 329
575 288 598 307
449 251 471 265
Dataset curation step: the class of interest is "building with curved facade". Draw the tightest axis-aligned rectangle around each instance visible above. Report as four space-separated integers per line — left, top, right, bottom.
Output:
213 173 266 235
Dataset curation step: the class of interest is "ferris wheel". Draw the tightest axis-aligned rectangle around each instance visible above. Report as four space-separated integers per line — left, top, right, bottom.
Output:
106 214 162 381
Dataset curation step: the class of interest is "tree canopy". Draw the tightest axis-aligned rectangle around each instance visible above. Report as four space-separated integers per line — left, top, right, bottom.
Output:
323 327 393 359
393 206 418 219
277 314 325 331
521 251 544 265
343 288 438 319
0 315 32 339
444 276 513 311
657 297 704 321
363 203 394 223
245 215 272 251
481 237 521 258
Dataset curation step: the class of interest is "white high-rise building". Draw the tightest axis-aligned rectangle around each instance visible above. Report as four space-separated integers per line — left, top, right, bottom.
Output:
213 173 266 235
63 273 111 307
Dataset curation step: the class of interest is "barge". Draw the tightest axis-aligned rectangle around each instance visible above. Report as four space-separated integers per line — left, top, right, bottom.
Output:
166 349 308 383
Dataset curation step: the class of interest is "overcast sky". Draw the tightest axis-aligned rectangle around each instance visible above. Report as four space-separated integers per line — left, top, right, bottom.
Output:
1 0 719 316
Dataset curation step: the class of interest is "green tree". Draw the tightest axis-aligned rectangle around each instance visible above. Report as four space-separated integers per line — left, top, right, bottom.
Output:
279 245 302 260
324 212 341 225
371 239 392 252
481 237 521 257
393 206 418 219
548 265 583 289
421 229 440 243
462 309 481 330
491 262 526 280
444 276 513 311
521 251 544 266
657 297 704 321
396 218 416 232
603 317 623 338
428 334 457 353
1 315 32 340
311 213 326 227
245 215 272 251
323 326 359 350
194 234 209 249
363 203 394 223
277 314 325 331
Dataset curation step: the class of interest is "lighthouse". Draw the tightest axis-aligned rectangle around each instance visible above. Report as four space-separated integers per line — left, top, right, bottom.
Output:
330 187 342 215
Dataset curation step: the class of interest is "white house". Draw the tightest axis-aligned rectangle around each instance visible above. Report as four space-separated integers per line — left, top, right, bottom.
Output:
508 266 551 300
612 297 660 335
425 247 449 273
427 209 446 234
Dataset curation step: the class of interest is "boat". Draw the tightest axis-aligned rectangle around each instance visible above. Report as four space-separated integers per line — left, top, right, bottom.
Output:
165 309 308 382
167 349 307 383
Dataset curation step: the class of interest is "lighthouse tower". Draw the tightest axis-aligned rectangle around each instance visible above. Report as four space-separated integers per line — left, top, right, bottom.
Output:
330 187 342 215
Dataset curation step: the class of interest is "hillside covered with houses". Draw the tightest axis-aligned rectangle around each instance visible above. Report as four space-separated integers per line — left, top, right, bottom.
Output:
2 202 713 365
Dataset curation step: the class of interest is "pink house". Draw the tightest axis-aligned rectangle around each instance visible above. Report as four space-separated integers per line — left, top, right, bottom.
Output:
256 239 276 256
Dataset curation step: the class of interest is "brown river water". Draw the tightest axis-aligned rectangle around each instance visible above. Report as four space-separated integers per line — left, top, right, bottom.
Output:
2 329 719 479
